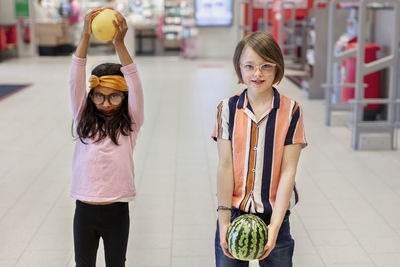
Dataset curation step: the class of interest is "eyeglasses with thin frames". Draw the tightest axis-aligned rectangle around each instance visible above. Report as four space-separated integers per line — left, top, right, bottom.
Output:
240 63 276 74
90 92 125 106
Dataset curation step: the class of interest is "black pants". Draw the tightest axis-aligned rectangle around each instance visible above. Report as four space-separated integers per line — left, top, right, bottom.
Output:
73 200 130 267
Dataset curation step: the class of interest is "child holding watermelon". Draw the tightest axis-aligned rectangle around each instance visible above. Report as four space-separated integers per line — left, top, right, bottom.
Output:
212 31 307 266
70 8 144 266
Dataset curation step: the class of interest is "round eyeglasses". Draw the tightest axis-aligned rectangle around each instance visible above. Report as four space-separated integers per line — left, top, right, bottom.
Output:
240 63 276 74
90 92 125 106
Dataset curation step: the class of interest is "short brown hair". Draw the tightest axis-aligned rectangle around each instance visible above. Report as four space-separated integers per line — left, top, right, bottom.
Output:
233 31 284 84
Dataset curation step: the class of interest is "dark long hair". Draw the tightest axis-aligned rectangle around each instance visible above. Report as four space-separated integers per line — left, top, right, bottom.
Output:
74 63 133 145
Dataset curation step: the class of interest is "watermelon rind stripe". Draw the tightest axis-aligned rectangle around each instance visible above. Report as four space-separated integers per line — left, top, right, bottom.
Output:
227 214 269 261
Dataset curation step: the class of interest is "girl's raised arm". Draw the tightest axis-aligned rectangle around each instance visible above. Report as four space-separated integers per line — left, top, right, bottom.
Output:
70 9 102 121
112 12 133 66
74 9 103 59
113 11 144 130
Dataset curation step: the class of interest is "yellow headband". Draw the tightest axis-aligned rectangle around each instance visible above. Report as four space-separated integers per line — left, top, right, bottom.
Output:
89 75 128 92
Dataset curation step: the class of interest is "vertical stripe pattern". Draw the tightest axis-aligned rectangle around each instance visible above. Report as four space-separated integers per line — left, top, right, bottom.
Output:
239 121 258 211
261 108 276 215
212 88 307 214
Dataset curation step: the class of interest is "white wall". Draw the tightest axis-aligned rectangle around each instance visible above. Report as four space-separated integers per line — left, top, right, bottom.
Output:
373 9 397 99
195 0 240 58
196 24 239 58
374 10 395 57
0 0 17 25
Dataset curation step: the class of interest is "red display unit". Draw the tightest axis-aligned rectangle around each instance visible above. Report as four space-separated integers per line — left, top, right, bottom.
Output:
243 0 315 38
341 41 381 111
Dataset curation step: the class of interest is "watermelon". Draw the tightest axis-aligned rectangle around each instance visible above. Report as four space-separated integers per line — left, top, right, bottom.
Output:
226 214 268 260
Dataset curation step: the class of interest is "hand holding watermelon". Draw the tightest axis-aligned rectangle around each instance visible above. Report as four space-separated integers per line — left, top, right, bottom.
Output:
258 223 278 260
219 222 236 259
226 214 268 260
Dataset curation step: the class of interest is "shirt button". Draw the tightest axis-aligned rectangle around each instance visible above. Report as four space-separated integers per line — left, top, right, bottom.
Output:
254 146 257 150
252 169 256 172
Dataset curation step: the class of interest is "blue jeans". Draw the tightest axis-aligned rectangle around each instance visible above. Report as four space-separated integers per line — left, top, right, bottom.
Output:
215 208 294 267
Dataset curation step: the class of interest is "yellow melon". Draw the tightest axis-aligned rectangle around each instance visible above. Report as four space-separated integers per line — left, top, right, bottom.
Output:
91 9 118 41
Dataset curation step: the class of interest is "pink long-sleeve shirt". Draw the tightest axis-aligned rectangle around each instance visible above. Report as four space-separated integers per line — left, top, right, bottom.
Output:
69 55 144 202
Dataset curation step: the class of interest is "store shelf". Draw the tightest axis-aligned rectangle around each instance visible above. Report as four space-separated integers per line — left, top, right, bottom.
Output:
162 0 182 50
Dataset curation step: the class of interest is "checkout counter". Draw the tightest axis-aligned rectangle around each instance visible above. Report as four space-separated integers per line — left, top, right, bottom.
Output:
36 21 74 55
127 15 158 56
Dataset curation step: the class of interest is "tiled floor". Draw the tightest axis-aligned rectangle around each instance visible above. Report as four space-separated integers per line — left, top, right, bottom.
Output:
0 53 399 267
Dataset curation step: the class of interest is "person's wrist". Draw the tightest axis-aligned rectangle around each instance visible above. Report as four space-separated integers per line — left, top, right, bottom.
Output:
267 223 280 232
217 205 232 212
218 213 231 226
113 40 125 47
81 33 90 40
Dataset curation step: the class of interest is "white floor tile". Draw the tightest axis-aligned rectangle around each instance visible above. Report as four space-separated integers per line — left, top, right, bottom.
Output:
126 248 170 266
358 236 400 254
172 239 214 257
370 253 400 267
171 256 214 267
293 253 325 267
173 224 216 240
294 237 319 255
15 250 72 267
325 264 376 267
307 230 359 247
316 245 373 264
0 260 17 267
130 230 172 248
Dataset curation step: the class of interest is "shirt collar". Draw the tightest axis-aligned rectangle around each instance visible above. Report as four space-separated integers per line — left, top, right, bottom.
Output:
237 87 281 110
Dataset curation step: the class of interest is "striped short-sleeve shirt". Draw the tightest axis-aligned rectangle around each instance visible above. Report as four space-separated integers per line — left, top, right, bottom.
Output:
212 88 307 215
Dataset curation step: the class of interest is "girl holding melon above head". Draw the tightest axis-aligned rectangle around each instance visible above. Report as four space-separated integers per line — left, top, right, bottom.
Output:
69 8 143 266
212 31 307 267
